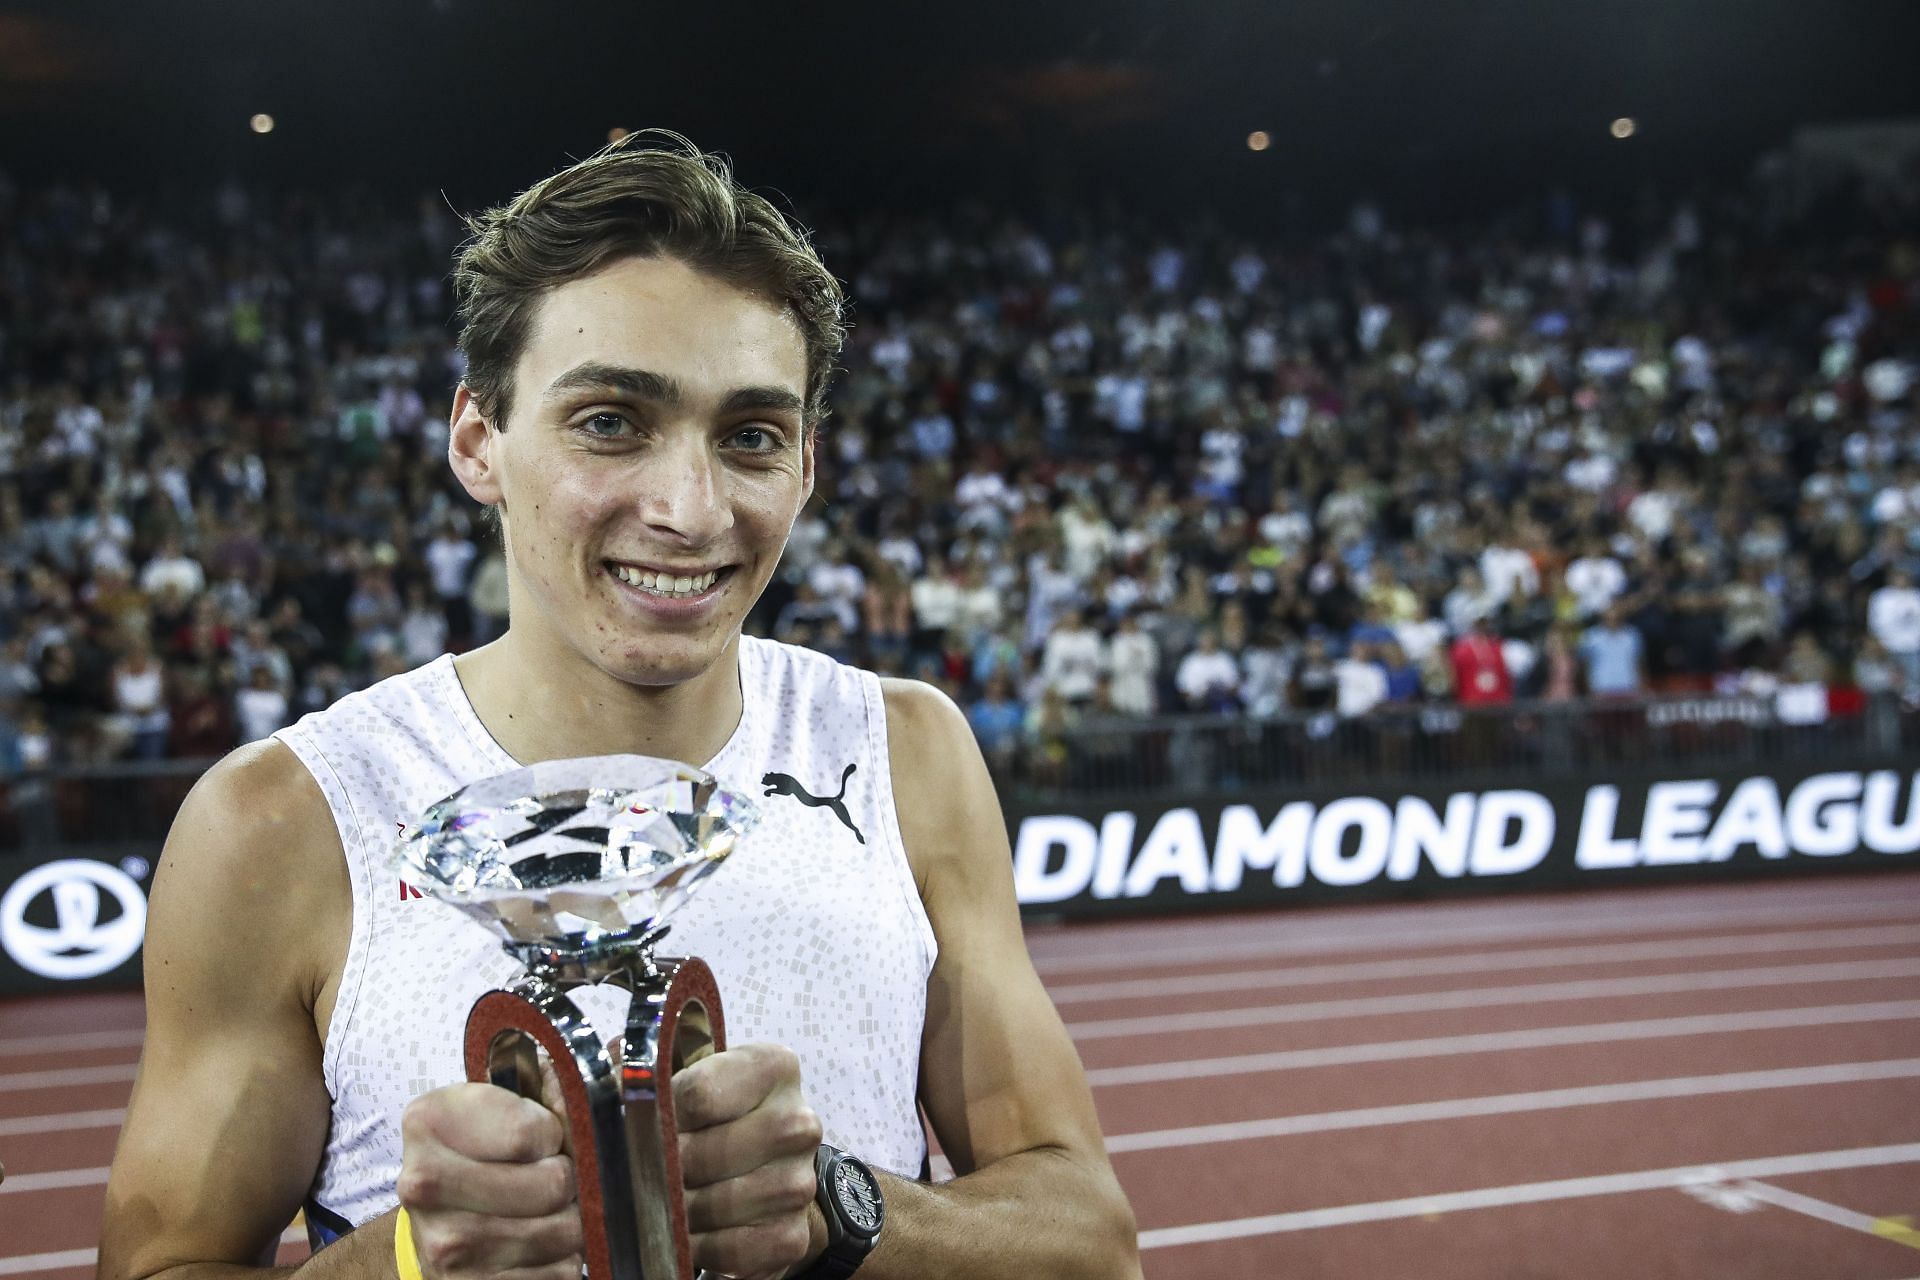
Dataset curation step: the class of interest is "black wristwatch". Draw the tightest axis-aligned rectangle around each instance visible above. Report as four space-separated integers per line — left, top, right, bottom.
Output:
794 1144 884 1279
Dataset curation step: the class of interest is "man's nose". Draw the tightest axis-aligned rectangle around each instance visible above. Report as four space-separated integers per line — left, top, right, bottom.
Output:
639 434 734 546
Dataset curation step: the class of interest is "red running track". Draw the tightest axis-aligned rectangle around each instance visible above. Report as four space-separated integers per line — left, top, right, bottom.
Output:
4 873 1920 1277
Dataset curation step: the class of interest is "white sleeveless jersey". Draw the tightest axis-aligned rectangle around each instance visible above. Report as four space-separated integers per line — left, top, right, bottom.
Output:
272 637 936 1239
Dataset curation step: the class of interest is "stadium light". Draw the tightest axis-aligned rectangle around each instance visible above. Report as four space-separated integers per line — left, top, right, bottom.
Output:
1247 130 1271 152
1610 117 1636 139
249 113 275 135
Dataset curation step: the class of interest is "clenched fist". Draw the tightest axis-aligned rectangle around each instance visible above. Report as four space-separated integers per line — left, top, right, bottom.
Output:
677 1042 825 1279
397 1080 583 1280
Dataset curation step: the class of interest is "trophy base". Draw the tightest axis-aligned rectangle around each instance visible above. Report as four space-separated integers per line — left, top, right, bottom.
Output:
465 956 725 1280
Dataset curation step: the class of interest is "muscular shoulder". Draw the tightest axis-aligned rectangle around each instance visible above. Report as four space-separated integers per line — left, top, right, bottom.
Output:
148 738 348 1018
879 677 978 812
879 677 1006 903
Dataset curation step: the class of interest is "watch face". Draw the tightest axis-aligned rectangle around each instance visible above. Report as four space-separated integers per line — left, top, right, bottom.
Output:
833 1159 884 1236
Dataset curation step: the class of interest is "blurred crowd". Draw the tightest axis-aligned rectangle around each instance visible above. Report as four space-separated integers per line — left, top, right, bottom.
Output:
1 163 1917 786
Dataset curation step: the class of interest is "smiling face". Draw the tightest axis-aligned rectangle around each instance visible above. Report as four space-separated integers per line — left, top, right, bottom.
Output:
449 254 814 688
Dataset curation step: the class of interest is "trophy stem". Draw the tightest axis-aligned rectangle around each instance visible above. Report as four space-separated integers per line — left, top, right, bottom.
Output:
465 979 642 1280
620 955 726 1280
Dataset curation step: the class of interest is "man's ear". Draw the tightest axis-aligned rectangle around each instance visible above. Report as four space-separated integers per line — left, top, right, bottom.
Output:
448 385 503 507
801 426 817 507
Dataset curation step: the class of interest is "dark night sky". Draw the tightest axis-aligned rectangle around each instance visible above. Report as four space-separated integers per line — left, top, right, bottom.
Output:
1 0 1915 226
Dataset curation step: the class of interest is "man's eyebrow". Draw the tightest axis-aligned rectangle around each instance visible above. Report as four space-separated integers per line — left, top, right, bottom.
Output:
541 363 803 419
717 386 806 418
542 362 683 407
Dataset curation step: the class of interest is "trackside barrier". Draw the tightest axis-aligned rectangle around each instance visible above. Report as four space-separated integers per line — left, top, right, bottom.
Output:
7 759 1919 992
1006 758 1920 920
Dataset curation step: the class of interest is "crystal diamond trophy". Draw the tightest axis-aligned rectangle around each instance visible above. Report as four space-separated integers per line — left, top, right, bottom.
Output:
392 755 759 1280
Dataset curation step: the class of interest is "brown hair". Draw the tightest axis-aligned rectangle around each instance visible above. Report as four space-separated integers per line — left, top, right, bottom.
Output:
451 129 846 431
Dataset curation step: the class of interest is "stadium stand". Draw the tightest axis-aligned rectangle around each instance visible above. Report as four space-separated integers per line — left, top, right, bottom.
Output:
0 162 1917 831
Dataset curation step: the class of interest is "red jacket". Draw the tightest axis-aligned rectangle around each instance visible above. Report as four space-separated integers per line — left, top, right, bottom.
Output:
1450 632 1513 705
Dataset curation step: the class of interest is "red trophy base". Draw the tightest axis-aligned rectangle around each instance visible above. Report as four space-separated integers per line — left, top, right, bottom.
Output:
465 956 725 1280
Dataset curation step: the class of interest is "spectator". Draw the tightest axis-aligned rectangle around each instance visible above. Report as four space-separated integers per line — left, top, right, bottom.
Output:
1290 632 1338 713
1106 611 1160 716
1175 627 1240 712
909 554 963 649
1579 606 1647 697
1378 639 1423 705
952 561 1004 642
1443 566 1498 638
966 671 1026 775
109 636 172 759
1450 614 1513 706
425 520 478 645
1023 685 1076 788
1040 607 1106 705
139 535 207 600
1232 621 1288 719
1780 631 1833 686
400 584 451 667
1533 626 1583 701
234 664 291 743
1868 567 1920 694
1720 562 1784 670
168 665 236 758
1565 537 1628 621
0 636 39 704
775 583 842 644
231 621 293 690
861 561 914 667
1334 640 1389 719
468 548 512 644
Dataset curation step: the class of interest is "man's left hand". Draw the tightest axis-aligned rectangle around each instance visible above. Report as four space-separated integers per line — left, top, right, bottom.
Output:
676 1042 825 1280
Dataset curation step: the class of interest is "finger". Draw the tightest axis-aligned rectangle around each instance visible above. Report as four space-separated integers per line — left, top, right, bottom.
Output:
683 1156 818 1234
674 1044 801 1132
536 1051 576 1160
678 1101 822 1189
404 1083 566 1163
690 1215 813 1280
409 1206 585 1273
397 1150 576 1219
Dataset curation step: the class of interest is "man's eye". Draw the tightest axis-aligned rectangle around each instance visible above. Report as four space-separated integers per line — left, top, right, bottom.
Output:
731 426 781 451
580 412 632 439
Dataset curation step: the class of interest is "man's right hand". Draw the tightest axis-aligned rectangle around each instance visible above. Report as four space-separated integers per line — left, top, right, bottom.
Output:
397 1082 584 1280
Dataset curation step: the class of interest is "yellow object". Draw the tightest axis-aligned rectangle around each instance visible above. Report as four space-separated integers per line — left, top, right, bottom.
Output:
394 1206 425 1280
1873 1215 1920 1251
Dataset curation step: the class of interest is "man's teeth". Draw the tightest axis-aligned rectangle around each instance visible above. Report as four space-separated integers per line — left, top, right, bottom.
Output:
611 565 720 597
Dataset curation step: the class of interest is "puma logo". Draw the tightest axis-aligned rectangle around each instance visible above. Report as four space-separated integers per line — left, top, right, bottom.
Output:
762 762 866 844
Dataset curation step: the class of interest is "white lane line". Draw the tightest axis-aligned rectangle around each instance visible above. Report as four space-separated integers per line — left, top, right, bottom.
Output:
1068 957 1920 1041
0 1250 92 1277
0 1030 144 1058
1049 924 1920 1004
1733 1179 1898 1236
0 1108 125 1137
0 1228 305 1275
1086 1000 1920 1087
1135 1143 1920 1249
0 1064 137 1094
0 1166 108 1194
1033 900 1920 975
1106 1058 1920 1155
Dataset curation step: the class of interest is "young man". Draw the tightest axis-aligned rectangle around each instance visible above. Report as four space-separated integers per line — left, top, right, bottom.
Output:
99 133 1139 1280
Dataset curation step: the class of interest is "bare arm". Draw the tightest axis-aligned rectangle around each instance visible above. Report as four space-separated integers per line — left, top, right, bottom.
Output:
853 679 1140 1279
97 740 399 1280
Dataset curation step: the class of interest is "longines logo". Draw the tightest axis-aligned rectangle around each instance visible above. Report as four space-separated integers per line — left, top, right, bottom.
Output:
0 859 149 980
